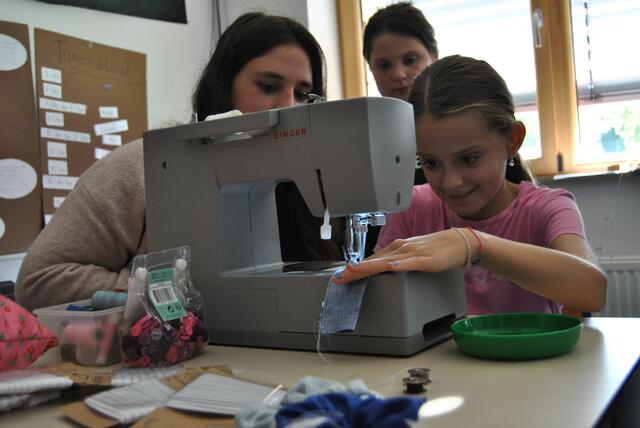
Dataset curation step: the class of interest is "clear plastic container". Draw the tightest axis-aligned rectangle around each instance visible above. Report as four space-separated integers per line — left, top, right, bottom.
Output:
34 299 125 366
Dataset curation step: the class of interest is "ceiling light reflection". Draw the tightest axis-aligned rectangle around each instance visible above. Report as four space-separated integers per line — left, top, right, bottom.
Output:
418 396 464 418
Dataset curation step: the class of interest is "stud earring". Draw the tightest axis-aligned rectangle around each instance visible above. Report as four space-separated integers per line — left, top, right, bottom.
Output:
508 157 515 167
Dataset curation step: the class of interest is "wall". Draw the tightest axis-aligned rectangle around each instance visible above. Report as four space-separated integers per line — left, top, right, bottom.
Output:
1 0 214 129
543 172 640 257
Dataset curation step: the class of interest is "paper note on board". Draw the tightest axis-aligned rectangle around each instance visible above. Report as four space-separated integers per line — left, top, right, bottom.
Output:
41 66 61 84
94 148 111 160
43 82 62 99
99 106 119 119
94 119 128 136
0 158 37 199
47 141 67 158
42 174 78 190
45 111 64 127
48 159 68 176
41 127 90 143
40 97 86 115
0 34 27 71
102 134 122 146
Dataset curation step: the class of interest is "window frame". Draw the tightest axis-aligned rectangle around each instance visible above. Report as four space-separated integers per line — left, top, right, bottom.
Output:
337 0 637 177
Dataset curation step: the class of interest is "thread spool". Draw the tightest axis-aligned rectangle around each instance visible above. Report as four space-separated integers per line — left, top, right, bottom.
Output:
403 376 427 394
408 367 431 384
64 322 102 347
91 290 128 310
64 322 102 365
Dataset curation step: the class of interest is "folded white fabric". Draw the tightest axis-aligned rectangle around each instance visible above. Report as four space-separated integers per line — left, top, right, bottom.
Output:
204 109 243 121
166 372 285 415
0 390 61 412
110 366 184 387
0 369 72 395
84 378 175 424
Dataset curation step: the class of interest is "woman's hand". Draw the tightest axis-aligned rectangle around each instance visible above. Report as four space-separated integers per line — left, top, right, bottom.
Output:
333 229 471 284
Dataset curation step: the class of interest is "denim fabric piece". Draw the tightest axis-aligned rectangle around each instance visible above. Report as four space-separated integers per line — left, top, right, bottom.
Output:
319 276 368 334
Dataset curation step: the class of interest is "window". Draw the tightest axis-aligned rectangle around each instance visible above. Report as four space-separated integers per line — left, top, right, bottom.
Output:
340 0 640 176
571 0 640 166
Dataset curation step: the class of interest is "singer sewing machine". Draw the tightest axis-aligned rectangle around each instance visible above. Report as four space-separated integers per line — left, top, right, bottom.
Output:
143 97 464 356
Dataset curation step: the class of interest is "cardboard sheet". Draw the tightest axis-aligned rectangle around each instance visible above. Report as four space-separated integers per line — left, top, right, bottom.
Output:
61 365 235 428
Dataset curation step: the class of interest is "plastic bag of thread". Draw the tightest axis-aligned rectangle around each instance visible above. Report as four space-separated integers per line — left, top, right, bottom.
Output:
120 245 208 367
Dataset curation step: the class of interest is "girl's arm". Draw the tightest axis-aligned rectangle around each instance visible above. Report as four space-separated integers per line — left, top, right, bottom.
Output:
334 228 607 313
473 230 606 312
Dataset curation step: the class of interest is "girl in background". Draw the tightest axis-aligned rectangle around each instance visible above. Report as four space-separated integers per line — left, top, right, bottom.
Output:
363 1 438 101
334 55 607 315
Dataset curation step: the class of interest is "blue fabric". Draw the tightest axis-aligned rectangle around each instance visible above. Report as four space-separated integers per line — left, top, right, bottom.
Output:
275 392 425 428
236 376 381 428
319 276 368 334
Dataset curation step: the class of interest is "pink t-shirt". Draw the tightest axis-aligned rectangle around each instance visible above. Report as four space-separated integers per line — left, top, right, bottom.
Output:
376 181 586 315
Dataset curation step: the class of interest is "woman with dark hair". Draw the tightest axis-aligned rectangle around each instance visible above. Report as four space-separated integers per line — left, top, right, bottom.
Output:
335 55 607 316
17 12 339 310
192 12 326 119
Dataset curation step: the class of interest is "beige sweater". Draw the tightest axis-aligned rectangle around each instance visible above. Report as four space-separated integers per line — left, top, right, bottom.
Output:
16 140 147 310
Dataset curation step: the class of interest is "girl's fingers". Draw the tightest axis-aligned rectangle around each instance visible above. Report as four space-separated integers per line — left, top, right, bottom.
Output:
388 256 437 273
367 239 405 259
333 259 394 284
333 254 443 284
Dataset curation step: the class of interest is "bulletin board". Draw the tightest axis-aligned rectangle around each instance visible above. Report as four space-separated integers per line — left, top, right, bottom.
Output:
0 21 42 255
34 29 147 222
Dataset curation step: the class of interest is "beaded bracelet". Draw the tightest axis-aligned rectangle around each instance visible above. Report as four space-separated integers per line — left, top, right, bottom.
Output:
466 227 488 265
452 228 471 270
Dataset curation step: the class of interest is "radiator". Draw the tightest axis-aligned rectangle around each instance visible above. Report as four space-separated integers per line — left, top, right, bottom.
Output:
595 256 640 317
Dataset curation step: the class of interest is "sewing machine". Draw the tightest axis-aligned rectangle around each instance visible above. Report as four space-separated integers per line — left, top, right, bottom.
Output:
143 97 465 356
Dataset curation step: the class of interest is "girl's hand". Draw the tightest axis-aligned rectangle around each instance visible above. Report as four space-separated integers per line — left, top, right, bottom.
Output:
333 229 470 284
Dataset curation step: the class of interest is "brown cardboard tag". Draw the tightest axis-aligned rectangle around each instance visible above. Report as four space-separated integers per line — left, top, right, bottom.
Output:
132 406 235 428
60 401 118 428
44 362 113 386
159 365 233 390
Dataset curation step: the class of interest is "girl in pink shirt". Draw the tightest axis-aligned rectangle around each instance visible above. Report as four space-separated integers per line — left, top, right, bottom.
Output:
334 55 606 315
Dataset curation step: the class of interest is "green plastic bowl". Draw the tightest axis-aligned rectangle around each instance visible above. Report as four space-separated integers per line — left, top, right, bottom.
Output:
451 313 583 360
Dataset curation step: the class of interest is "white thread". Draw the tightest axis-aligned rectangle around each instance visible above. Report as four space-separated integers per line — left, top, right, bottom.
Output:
314 318 331 364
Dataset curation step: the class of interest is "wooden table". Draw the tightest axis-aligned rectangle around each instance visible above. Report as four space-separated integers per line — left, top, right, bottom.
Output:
5 317 640 427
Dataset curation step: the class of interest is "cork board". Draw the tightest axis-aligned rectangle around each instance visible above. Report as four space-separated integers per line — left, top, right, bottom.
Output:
0 21 42 255
34 28 147 222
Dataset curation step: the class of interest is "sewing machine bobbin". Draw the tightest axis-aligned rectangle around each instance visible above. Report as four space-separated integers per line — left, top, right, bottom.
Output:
403 376 428 394
408 367 431 384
